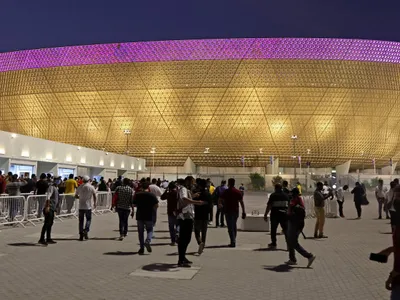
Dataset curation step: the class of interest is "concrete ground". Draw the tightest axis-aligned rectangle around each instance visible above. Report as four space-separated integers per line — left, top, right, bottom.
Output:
0 192 393 300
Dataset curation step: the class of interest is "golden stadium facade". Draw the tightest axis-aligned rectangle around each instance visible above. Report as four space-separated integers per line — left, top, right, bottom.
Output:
1 38 400 168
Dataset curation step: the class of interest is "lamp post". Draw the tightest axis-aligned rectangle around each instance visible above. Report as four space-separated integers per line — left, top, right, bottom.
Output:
123 129 131 154
150 147 156 179
291 135 298 180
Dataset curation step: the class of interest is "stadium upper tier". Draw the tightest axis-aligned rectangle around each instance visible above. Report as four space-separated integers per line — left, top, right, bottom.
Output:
0 38 400 168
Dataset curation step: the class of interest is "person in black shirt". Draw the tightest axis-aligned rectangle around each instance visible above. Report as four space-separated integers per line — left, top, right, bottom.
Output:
351 182 365 219
21 174 36 193
35 173 49 218
193 179 211 255
133 182 159 255
264 184 289 249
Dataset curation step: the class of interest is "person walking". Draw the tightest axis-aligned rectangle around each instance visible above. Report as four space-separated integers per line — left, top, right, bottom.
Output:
214 180 228 227
133 182 159 255
351 182 364 219
264 184 289 249
176 176 205 266
376 179 389 219
193 179 211 255
114 178 134 240
75 176 97 241
387 181 397 233
65 174 78 214
160 181 178 246
35 173 49 218
149 178 163 237
313 182 333 238
219 178 246 248
38 179 59 245
335 185 349 218
285 188 316 267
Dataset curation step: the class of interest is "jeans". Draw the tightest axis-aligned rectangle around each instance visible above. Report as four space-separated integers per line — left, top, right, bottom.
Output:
392 285 400 300
225 213 239 244
209 204 214 222
37 198 46 218
216 206 225 226
40 209 54 241
287 221 312 262
270 211 288 245
194 219 208 245
78 209 92 234
355 201 362 218
117 208 130 236
337 200 344 217
168 215 178 243
137 220 153 249
178 219 193 262
66 195 75 213
378 198 389 218
314 207 325 236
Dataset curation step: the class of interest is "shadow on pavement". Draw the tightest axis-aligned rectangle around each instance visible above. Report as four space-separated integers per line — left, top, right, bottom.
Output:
142 263 184 271
379 231 393 235
263 264 309 272
347 218 361 220
8 242 42 247
150 242 171 246
152 236 170 240
103 251 138 256
90 237 119 241
205 245 230 249
254 247 286 252
166 251 197 256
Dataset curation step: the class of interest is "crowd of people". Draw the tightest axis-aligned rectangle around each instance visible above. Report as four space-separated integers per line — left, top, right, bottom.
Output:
2 170 400 296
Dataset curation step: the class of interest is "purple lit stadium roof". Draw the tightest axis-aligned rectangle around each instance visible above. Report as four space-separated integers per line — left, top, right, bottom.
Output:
1 38 400 72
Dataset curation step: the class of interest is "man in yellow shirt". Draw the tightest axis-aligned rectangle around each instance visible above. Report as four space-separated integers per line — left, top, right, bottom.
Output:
65 174 78 213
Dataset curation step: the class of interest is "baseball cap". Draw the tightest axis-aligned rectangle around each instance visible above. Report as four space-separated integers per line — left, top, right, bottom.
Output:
83 175 90 182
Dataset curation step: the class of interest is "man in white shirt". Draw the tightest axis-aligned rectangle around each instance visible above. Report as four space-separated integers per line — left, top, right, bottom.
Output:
335 185 348 218
376 179 389 219
149 178 163 236
75 175 97 241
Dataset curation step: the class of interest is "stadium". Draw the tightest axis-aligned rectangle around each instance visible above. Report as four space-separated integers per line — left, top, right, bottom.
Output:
1 38 400 169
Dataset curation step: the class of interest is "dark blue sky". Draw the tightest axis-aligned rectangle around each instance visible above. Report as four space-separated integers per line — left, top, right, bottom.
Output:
1 0 399 52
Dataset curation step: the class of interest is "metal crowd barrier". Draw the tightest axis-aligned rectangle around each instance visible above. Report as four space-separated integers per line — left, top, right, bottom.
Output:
25 194 47 226
56 193 79 221
0 196 26 227
303 195 338 219
93 191 112 215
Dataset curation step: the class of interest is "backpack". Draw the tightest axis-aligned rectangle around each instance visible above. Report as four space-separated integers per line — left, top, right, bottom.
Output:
175 186 194 219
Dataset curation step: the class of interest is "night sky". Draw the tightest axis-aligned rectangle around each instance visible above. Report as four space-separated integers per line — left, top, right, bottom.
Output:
1 0 400 52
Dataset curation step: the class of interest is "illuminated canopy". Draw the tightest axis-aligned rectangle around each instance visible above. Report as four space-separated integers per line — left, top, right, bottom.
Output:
1 38 399 167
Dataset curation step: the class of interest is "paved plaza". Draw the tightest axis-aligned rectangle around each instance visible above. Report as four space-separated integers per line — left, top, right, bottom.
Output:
0 192 393 300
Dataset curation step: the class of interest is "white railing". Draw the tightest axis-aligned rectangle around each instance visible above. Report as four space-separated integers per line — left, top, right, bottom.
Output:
0 191 115 227
303 195 338 219
25 194 47 225
0 196 26 227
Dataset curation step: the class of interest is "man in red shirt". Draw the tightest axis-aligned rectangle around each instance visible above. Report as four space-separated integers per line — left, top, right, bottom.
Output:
219 178 246 247
0 171 6 194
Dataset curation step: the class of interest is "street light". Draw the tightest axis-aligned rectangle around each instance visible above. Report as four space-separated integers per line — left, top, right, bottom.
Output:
150 147 156 178
123 129 131 154
291 135 298 179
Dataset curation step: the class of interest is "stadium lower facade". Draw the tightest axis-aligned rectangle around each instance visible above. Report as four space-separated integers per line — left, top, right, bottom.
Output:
1 38 400 168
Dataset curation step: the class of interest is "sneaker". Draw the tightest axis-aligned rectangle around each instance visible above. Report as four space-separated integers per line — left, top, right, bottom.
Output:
198 242 205 255
208 221 212 226
144 241 152 253
268 243 277 249
118 236 124 241
285 260 297 265
46 239 57 244
124 233 128 237
318 235 328 239
177 261 191 268
83 231 89 240
79 235 84 241
314 233 318 238
229 243 236 248
307 255 316 268
38 239 48 246
170 242 176 246
183 258 193 264
138 248 144 255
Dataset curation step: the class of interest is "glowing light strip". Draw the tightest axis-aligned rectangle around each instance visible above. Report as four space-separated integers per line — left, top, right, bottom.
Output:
1 38 400 73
